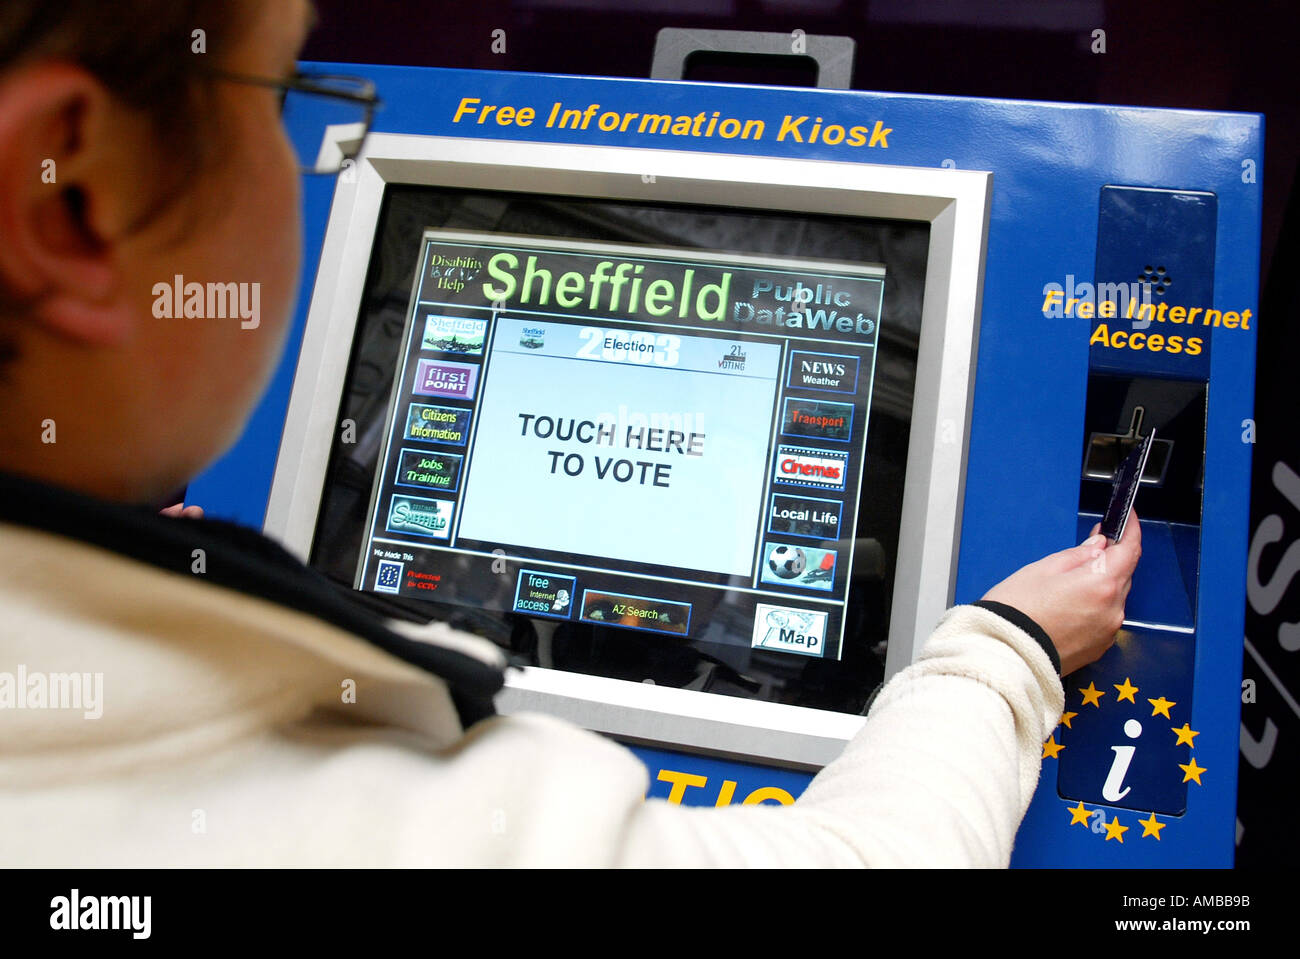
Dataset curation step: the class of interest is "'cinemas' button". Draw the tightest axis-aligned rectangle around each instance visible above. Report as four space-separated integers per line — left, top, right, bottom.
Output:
579 590 692 636
773 445 848 491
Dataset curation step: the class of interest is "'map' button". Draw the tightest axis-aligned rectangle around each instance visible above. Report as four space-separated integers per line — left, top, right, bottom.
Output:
752 604 828 658
513 570 576 620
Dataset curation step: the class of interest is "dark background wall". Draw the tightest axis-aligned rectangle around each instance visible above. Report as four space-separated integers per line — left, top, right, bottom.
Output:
302 0 1300 867
302 0 1297 278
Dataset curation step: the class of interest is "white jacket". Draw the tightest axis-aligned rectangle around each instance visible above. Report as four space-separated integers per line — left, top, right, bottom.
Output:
0 517 1064 867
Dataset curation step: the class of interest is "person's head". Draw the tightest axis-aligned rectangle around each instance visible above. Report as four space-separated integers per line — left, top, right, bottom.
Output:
0 0 315 502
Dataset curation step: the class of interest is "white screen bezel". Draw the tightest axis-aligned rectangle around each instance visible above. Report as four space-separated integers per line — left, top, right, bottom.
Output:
265 133 991 768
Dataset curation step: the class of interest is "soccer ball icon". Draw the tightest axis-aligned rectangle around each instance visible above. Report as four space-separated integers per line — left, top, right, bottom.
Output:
767 545 807 579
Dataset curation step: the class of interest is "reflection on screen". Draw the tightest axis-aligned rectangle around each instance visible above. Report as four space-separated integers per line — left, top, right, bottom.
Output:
357 232 884 661
309 185 928 713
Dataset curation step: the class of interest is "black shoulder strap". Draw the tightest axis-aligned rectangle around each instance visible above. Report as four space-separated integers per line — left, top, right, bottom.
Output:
0 471 504 726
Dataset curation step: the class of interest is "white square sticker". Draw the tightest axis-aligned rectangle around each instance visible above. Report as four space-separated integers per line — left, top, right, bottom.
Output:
751 604 828 658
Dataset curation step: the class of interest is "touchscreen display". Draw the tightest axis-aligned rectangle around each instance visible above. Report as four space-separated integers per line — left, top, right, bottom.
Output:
309 185 927 713
357 232 884 661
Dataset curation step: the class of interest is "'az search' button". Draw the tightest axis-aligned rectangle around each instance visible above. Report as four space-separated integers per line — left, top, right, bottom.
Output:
580 590 692 636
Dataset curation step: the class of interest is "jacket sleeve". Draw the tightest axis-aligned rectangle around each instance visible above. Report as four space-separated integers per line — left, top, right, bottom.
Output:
223 604 1063 866
600 604 1066 867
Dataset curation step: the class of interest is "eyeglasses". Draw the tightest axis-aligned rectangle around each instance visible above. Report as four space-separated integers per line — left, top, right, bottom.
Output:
211 70 381 175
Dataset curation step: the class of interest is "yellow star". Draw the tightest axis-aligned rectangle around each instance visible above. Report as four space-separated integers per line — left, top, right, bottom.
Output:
1172 723 1200 747
1060 711 1078 729
1148 696 1176 719
1180 757 1207 785
1114 677 1139 703
1079 682 1105 707
1068 800 1091 826
1042 735 1064 759
1104 816 1129 843
1139 812 1166 840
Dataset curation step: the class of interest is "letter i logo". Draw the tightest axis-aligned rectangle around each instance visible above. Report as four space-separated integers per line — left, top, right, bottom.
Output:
1060 676 1196 842
1102 719 1142 802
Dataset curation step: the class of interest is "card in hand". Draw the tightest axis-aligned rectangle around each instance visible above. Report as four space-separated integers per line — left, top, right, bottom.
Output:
1100 428 1155 544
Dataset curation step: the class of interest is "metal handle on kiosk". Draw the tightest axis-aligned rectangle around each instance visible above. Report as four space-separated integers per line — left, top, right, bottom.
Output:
650 27 856 89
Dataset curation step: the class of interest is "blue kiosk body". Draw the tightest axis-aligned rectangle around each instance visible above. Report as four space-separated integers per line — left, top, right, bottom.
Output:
189 64 1261 867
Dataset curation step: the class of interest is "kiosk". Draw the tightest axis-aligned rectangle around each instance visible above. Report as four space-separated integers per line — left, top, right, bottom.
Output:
189 64 1262 866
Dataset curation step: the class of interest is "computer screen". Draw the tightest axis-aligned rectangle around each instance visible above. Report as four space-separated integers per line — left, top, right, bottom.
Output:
268 134 988 762
308 185 927 715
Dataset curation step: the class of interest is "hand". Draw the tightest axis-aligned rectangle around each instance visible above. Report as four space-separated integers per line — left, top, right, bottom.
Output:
159 502 204 519
980 512 1142 676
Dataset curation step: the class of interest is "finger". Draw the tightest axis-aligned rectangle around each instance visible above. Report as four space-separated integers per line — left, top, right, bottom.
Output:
1107 509 1143 576
159 503 183 518
1110 541 1139 578
1126 509 1142 546
1060 532 1108 570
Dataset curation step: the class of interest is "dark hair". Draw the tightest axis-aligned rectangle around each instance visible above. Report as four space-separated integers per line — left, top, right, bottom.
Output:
2 0 256 183
0 1 254 145
0 0 255 373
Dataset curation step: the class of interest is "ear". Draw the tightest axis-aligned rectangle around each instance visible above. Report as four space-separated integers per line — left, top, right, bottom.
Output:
0 63 156 345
